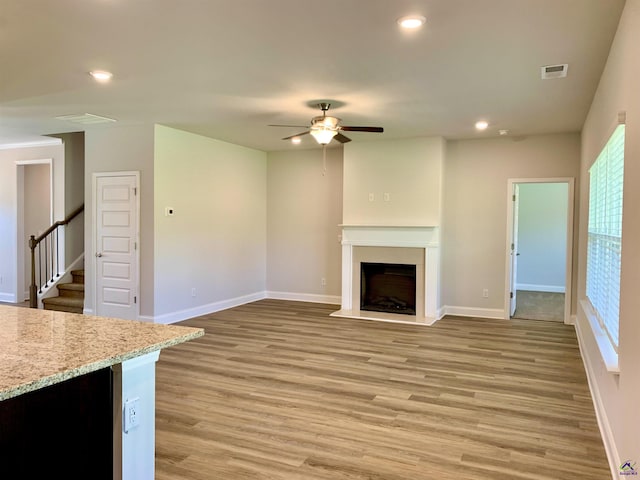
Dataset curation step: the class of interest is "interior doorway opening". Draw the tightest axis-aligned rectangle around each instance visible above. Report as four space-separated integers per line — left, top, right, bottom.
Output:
505 178 574 323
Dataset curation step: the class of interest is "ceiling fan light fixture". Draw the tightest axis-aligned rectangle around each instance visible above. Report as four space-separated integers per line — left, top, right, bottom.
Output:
291 136 302 144
310 127 338 145
397 15 426 29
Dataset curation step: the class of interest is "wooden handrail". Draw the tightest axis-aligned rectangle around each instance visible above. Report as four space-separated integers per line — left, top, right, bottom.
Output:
31 204 85 245
29 204 84 308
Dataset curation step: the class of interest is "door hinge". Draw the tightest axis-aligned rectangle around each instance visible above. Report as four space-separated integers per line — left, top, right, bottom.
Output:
510 292 514 299
134 296 137 304
512 194 516 201
133 187 137 195
134 241 137 250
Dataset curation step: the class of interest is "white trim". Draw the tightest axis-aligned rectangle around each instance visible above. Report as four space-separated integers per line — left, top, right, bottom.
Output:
153 291 266 324
574 320 619 479
0 293 17 303
515 283 565 293
267 291 341 305
0 138 62 150
579 299 619 373
15 159 55 306
504 178 575 325
442 305 505 320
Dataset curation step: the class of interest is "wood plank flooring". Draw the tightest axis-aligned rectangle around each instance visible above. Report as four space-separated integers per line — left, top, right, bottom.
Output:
155 299 609 480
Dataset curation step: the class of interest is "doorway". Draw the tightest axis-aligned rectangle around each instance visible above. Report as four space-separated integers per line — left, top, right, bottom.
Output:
505 178 574 323
16 159 53 303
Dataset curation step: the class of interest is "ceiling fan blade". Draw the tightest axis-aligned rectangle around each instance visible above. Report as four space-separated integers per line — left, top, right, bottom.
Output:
334 132 352 143
282 131 310 140
269 124 309 128
340 126 384 133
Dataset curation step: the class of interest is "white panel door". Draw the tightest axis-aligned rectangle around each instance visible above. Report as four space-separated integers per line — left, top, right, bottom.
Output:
95 174 139 320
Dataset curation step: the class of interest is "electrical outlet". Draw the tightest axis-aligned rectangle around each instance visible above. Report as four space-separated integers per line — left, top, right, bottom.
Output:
191 288 196 297
123 397 141 433
482 288 489 298
321 278 326 286
384 193 390 202
368 193 375 202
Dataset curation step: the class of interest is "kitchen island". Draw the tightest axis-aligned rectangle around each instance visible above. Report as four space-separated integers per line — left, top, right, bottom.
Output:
0 305 203 480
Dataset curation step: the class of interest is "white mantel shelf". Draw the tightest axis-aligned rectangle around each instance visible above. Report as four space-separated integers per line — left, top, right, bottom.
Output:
335 225 442 325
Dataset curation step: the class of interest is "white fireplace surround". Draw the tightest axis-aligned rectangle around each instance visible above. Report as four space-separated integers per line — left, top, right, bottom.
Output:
331 225 441 325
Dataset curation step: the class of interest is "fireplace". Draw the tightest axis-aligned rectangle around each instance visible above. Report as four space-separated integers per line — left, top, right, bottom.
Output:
360 263 416 315
331 225 441 325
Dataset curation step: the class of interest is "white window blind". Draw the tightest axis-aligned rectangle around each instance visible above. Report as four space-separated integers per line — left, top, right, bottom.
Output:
586 123 625 349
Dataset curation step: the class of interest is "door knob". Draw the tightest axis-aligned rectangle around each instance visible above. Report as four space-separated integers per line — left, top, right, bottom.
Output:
96 252 103 258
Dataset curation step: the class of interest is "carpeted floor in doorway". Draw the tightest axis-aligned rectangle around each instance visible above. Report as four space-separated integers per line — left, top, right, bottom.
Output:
513 290 565 322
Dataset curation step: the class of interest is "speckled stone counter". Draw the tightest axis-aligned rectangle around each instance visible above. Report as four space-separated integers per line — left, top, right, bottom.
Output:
0 305 204 479
0 305 203 401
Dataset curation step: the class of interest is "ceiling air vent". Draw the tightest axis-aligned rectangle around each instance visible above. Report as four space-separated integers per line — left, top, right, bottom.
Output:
541 64 568 79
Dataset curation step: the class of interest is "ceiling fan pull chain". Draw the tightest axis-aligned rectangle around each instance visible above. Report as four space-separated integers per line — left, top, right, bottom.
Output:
322 145 327 176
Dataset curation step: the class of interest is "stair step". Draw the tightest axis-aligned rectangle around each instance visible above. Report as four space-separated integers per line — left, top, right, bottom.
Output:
71 269 85 284
57 283 85 298
42 296 84 314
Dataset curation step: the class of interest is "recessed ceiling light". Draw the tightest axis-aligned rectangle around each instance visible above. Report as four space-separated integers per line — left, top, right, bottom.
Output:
499 129 509 136
291 137 302 145
475 120 489 131
397 15 426 29
89 70 113 82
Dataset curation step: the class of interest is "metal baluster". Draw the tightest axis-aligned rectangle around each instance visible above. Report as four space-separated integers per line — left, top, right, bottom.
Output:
38 243 43 293
55 228 60 277
44 235 49 286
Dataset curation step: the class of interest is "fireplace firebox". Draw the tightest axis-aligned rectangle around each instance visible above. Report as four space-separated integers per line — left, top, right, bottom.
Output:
360 262 417 315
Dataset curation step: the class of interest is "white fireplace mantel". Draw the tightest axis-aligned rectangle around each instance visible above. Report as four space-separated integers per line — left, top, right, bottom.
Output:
332 225 441 325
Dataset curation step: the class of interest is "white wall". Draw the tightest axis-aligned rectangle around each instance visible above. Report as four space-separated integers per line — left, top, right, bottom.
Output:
516 183 568 292
153 125 267 322
267 147 343 303
576 0 640 473
84 124 155 317
441 134 580 317
0 143 64 303
343 137 445 226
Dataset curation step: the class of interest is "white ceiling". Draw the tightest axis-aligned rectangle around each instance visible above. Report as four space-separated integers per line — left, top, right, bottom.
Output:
0 0 626 152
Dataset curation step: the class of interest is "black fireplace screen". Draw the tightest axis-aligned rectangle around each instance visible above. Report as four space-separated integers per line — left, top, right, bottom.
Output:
360 262 416 315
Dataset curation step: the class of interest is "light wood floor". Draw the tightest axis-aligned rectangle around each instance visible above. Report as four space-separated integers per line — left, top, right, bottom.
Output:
155 299 609 480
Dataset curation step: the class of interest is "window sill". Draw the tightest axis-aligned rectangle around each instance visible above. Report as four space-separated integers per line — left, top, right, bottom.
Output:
580 299 620 374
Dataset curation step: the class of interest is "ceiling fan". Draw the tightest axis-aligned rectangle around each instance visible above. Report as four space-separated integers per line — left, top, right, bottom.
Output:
269 103 384 145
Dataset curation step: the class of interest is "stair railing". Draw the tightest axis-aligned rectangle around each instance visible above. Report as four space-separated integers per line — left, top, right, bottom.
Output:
29 204 84 308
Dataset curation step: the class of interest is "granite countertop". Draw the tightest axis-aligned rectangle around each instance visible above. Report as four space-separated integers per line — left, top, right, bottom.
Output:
0 305 204 401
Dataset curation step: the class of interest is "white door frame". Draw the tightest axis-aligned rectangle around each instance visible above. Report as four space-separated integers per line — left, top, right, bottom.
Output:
504 177 575 324
16 159 54 303
92 171 140 319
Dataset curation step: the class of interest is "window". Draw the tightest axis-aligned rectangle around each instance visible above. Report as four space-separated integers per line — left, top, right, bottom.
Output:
586 123 625 349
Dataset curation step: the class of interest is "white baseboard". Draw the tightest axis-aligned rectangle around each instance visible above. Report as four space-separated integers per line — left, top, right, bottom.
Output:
0 292 17 303
153 291 267 324
266 291 341 305
516 283 565 293
441 305 505 320
574 319 619 480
